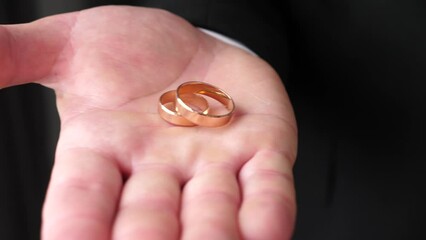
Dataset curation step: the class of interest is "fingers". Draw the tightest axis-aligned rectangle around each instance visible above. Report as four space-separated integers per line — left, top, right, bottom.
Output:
112 164 182 240
0 14 74 87
181 165 241 240
42 148 122 240
238 150 296 240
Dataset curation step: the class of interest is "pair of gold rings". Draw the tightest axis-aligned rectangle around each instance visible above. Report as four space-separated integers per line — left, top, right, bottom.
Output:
158 81 235 127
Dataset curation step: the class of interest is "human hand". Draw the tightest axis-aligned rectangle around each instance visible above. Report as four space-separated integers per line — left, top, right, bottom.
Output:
0 6 297 240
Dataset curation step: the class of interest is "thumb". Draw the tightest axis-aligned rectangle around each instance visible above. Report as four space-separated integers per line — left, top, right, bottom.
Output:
0 13 75 88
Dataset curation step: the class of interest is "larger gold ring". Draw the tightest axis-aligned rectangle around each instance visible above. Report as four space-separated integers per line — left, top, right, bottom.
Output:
176 81 235 127
158 90 209 126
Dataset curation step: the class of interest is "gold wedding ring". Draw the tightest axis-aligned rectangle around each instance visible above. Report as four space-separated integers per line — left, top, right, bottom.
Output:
176 81 235 127
158 90 209 126
158 81 235 127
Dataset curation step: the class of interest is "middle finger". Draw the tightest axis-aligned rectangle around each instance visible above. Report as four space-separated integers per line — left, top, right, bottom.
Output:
112 164 182 240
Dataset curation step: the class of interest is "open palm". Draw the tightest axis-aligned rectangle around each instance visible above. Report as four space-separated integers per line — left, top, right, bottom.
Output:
1 6 297 240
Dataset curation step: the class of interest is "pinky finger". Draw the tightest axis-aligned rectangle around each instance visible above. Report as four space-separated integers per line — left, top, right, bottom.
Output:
238 150 296 240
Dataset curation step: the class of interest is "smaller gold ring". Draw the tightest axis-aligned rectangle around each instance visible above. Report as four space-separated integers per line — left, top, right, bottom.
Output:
158 90 209 126
176 81 235 127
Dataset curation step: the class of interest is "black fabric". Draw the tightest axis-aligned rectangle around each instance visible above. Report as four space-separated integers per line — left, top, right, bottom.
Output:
1 1 425 239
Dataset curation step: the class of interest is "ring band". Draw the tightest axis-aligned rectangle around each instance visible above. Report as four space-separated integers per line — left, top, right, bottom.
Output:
158 90 209 126
176 81 235 127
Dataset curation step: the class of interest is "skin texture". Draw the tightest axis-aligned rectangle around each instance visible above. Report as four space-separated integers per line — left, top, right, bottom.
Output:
0 6 297 240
